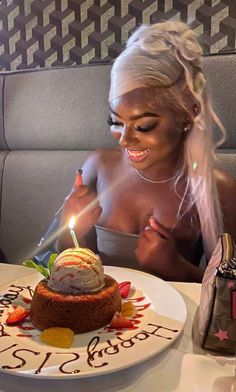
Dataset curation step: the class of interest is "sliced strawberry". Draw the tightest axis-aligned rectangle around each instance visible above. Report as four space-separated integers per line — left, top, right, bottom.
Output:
110 313 134 329
22 296 32 304
118 281 131 298
6 306 30 325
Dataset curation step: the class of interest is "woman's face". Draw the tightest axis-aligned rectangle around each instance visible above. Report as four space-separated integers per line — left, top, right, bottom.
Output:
109 87 184 171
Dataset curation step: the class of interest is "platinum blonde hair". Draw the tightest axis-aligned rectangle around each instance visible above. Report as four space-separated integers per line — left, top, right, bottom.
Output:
109 21 225 258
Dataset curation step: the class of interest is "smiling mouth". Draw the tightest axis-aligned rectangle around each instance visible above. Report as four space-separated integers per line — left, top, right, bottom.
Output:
125 149 150 162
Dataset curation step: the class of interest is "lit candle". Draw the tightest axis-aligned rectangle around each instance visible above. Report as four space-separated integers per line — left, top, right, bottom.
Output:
68 216 79 248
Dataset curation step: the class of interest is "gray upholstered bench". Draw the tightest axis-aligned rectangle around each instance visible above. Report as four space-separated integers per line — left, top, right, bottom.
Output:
0 53 235 264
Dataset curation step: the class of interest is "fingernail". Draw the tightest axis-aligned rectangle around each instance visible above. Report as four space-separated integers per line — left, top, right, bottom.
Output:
149 216 156 224
74 169 83 187
149 216 158 231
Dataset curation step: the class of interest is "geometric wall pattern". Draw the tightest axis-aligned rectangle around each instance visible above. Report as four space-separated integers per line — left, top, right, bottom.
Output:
0 0 236 71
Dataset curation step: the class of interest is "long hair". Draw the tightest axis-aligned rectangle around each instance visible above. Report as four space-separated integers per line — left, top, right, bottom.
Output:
109 21 225 258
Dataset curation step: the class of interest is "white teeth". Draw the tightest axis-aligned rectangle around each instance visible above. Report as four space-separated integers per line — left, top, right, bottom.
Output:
127 149 148 157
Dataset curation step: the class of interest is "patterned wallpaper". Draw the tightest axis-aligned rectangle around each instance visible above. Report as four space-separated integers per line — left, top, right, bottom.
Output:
0 0 236 71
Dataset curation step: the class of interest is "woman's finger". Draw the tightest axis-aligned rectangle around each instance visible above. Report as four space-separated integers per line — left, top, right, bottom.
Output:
142 226 159 241
74 169 83 188
74 185 89 197
149 216 172 239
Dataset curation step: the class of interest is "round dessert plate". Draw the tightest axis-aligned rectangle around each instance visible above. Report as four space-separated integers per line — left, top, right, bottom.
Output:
0 266 187 379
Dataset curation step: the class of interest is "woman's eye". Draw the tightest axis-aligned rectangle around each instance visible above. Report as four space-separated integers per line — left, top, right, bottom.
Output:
107 117 123 127
135 124 157 133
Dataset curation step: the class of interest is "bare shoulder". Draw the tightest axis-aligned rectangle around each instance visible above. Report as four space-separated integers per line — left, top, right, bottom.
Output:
95 147 122 163
81 148 122 184
83 148 122 167
214 168 236 236
214 168 236 197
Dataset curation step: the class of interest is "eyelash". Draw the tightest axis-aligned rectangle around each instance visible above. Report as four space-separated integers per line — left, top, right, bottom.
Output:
107 117 122 127
136 125 157 133
107 117 157 133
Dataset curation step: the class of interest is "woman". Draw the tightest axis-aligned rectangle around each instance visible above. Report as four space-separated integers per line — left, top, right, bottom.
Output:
43 21 236 282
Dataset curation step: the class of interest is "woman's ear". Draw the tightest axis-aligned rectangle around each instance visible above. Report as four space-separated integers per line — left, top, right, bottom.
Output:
183 122 192 133
181 104 199 133
180 111 193 133
191 103 200 118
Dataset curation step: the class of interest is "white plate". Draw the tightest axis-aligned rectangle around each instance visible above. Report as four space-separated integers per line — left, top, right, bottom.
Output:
0 266 187 379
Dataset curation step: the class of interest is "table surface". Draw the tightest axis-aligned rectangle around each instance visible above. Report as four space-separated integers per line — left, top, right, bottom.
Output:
0 263 235 392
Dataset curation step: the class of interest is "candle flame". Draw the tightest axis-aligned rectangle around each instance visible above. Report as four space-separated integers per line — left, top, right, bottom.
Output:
68 216 76 230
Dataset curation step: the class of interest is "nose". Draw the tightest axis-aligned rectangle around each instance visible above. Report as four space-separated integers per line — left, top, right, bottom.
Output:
118 126 138 147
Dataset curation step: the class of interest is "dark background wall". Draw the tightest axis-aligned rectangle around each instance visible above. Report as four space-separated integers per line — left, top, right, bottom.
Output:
0 0 236 71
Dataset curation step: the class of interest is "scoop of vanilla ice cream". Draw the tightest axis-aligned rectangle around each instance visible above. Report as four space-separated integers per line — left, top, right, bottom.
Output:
48 248 105 294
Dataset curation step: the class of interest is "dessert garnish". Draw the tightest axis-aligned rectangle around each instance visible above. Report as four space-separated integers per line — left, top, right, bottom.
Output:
23 253 58 279
109 312 134 329
121 301 136 317
6 306 30 325
40 327 74 348
118 281 131 298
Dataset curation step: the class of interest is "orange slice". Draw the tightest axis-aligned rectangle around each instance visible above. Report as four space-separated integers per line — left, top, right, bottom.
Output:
40 327 74 348
121 301 136 317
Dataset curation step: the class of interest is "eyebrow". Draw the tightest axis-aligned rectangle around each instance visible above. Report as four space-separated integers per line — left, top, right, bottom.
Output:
110 109 160 121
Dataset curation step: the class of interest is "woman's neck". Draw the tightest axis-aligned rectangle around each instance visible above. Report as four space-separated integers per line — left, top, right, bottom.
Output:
136 148 183 182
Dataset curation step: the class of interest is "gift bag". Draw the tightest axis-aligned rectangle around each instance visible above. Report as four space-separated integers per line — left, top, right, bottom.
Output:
198 233 236 354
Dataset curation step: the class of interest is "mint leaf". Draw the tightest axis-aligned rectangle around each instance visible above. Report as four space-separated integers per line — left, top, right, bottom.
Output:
48 253 58 273
23 260 38 269
23 260 49 279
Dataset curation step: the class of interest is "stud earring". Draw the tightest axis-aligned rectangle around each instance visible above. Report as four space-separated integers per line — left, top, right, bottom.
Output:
183 123 192 133
193 104 199 116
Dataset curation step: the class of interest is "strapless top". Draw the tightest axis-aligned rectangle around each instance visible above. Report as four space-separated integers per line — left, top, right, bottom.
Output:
95 225 204 271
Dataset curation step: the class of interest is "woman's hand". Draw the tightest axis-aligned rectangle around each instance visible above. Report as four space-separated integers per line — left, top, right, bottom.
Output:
136 217 180 280
58 171 102 247
62 185 102 238
136 216 204 282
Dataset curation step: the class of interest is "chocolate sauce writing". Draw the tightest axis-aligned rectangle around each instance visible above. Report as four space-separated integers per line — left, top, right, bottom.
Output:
0 283 181 376
0 322 179 375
